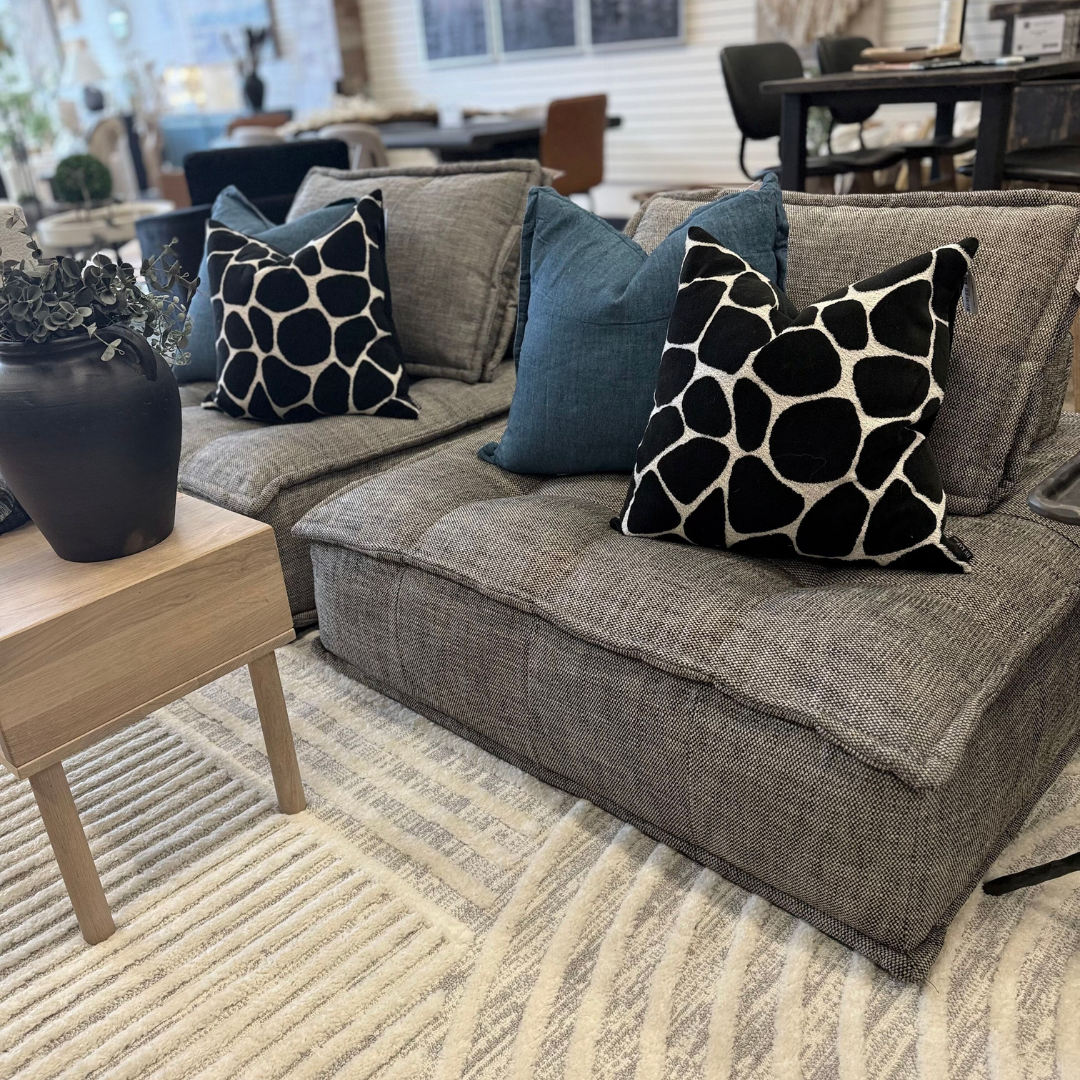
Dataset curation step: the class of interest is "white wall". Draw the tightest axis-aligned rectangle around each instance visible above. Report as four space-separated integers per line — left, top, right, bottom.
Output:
55 0 342 118
361 0 1005 213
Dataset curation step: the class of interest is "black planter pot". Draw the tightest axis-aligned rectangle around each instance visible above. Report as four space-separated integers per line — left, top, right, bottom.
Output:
243 72 266 113
0 326 181 561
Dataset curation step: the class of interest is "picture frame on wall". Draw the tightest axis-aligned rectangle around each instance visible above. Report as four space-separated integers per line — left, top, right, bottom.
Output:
499 0 578 56
590 0 683 49
420 0 494 65
419 0 683 66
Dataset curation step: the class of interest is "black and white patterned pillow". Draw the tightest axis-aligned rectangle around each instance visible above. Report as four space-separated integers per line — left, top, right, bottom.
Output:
614 227 978 573
204 191 418 423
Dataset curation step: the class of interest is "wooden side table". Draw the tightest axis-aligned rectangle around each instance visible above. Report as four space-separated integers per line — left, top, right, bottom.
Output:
0 494 305 944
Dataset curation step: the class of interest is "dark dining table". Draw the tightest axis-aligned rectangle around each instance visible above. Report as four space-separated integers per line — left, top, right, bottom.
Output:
379 115 622 163
762 58 1080 191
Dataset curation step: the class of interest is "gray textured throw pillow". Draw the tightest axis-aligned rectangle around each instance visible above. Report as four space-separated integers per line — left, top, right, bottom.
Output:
288 159 554 383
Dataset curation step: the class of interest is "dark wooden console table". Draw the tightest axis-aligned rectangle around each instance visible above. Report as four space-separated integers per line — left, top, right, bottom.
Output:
762 58 1080 190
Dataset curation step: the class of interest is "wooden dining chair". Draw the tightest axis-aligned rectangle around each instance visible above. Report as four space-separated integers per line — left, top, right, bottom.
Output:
541 95 608 202
226 111 291 136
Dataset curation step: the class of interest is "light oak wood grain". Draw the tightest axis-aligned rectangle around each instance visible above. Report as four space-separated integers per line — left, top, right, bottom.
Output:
4 631 295 781
249 652 306 814
0 493 305 942
0 495 295 769
29 762 115 944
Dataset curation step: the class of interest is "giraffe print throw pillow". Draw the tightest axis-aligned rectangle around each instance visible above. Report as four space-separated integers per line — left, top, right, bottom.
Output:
204 191 418 423
614 227 978 573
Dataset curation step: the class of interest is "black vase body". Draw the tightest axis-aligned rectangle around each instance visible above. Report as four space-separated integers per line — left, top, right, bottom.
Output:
0 326 181 561
243 72 266 112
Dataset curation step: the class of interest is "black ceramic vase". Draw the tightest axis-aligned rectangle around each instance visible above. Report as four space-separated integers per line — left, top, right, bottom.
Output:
0 325 181 561
243 72 265 112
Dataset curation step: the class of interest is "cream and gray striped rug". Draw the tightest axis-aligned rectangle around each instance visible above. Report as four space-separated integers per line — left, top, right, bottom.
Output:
2 633 1078 1079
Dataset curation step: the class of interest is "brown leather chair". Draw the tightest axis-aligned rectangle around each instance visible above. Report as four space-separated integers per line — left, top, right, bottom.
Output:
226 111 291 136
541 94 607 198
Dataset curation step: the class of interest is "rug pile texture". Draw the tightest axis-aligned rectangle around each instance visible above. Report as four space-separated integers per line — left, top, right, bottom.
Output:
1 635 1078 1079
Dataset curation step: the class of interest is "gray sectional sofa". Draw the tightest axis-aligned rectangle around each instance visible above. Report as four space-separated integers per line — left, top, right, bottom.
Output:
291 188 1080 980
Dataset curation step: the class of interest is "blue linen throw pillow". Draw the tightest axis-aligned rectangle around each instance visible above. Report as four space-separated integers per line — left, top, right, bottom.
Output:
478 175 788 474
178 186 355 383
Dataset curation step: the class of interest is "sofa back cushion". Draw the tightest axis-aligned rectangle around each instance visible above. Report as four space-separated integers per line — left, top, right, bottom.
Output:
480 177 789 475
627 188 1080 515
288 159 552 384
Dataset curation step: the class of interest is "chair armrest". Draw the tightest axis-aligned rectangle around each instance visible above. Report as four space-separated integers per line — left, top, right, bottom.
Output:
135 204 211 280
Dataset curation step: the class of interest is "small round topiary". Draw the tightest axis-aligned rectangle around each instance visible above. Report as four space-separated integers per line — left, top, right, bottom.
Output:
52 154 113 205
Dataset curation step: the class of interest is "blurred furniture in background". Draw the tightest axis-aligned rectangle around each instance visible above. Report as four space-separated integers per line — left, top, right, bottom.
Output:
540 94 607 200
378 112 621 164
226 111 291 136
991 0 1080 57
183 139 349 213
816 35 976 188
36 199 174 259
319 123 389 169
157 166 191 208
964 139 1080 185
137 139 350 280
721 43 904 188
225 127 286 148
763 56 1080 190
159 111 294 166
86 116 141 200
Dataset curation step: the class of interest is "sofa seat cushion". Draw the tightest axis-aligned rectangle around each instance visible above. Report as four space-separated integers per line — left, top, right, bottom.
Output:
297 412 1080 792
177 381 215 408
180 362 515 623
299 414 1080 980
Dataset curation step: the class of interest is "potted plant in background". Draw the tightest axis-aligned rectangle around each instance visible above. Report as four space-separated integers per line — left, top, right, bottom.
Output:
0 224 197 561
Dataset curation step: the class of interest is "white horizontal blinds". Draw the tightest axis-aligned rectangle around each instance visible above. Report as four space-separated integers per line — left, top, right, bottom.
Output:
361 0 1002 188
363 0 760 186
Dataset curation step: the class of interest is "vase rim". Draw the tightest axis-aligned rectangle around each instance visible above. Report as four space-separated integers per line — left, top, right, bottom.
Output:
0 329 117 360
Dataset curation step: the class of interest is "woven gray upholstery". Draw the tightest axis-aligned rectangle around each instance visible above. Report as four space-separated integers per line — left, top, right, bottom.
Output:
298 414 1080 981
177 381 214 408
288 160 552 383
627 188 1080 518
179 363 515 624
624 187 743 252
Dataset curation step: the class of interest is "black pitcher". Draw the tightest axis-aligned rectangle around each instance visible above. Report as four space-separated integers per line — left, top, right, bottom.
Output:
0 325 181 561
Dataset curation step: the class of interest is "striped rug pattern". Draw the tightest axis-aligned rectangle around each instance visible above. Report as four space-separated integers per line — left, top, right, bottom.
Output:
1 633 1078 1079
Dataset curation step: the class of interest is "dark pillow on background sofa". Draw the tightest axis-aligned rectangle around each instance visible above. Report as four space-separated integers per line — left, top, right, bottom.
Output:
478 174 789 475
614 227 978 572
204 192 417 423
179 186 355 383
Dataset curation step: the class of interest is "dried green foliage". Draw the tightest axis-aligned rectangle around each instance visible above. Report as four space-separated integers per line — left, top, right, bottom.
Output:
0 222 199 367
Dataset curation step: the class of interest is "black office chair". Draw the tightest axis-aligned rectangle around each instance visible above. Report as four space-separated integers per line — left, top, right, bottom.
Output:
721 42 904 184
816 36 976 188
182 138 350 217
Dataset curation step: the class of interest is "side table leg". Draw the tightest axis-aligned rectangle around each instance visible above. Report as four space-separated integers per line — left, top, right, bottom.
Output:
248 651 306 814
28 762 115 944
